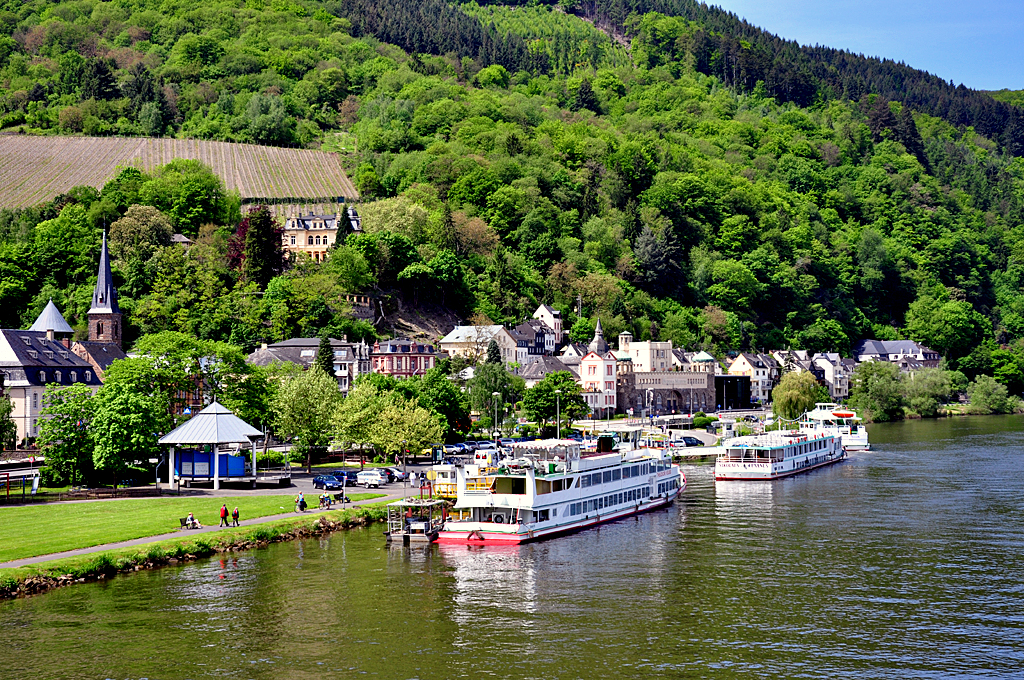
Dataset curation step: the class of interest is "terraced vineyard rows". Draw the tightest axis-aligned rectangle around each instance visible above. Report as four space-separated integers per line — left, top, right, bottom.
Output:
0 136 358 208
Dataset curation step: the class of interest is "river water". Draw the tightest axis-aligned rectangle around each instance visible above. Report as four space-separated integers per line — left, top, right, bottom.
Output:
4 416 1024 679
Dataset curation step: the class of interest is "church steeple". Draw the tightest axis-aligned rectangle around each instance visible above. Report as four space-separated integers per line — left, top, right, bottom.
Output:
588 318 608 354
87 232 122 348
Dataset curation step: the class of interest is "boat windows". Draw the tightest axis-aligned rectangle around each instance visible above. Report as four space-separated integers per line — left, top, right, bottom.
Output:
602 470 612 484
538 509 549 522
612 468 621 481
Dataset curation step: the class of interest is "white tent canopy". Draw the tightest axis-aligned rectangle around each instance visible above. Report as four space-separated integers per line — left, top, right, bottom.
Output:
159 401 262 445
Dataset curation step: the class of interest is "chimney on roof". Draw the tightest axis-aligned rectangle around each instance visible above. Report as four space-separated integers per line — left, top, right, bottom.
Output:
46 329 54 341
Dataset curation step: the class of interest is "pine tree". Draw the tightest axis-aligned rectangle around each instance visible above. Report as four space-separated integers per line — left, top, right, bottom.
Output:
315 335 335 379
486 339 502 365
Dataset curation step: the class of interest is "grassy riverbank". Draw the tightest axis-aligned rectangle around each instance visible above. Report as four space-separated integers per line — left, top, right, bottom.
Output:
0 493 384 563
0 502 392 599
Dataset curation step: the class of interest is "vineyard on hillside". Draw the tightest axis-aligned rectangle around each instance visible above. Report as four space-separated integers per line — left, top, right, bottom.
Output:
0 137 359 208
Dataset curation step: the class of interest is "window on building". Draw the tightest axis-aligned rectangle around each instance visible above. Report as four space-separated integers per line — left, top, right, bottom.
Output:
85 371 92 381
315 235 321 245
97 322 104 336
55 370 61 382
290 235 296 245
71 371 77 382
38 371 45 382
308 236 314 245
32 392 38 409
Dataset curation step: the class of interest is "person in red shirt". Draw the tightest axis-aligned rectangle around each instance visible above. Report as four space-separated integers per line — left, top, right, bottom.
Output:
219 504 229 527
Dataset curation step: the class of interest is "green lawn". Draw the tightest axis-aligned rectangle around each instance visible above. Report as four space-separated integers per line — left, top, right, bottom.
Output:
0 493 383 563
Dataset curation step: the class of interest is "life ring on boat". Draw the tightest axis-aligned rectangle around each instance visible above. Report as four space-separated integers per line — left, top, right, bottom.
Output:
494 515 503 524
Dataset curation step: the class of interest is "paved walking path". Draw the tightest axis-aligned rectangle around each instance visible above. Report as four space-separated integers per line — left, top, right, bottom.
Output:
0 493 404 570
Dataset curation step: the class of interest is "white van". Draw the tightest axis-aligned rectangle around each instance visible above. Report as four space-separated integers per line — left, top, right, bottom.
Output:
356 470 386 488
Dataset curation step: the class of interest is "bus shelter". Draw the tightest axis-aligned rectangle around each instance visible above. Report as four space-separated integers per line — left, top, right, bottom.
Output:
159 401 262 490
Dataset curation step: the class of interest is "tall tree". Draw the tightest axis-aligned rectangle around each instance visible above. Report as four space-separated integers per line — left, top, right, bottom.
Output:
0 395 15 450
771 371 820 421
848 361 905 423
240 206 285 288
521 371 588 428
485 338 502 365
315 335 335 378
274 367 342 472
36 384 95 486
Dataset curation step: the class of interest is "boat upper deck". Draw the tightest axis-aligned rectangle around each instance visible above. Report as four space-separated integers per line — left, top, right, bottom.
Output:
718 431 837 462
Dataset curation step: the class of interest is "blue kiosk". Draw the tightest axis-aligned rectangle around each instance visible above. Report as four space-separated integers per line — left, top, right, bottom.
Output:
160 401 263 490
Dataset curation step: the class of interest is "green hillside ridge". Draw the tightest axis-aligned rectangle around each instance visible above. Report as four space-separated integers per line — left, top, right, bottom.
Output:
0 0 1023 401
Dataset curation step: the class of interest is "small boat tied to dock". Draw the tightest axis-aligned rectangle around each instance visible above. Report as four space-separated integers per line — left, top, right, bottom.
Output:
384 497 447 544
436 438 685 544
714 431 846 481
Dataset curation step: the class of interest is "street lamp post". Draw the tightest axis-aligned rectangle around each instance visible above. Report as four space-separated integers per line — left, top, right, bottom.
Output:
554 389 562 440
492 391 501 442
402 439 407 496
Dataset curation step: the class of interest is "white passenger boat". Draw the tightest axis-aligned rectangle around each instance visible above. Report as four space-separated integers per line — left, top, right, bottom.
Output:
436 439 685 544
714 431 845 481
798 403 870 450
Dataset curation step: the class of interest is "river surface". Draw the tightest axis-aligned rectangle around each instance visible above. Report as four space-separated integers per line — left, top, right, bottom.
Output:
4 416 1024 679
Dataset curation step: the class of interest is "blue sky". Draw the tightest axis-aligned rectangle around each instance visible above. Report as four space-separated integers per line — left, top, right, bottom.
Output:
710 0 1023 91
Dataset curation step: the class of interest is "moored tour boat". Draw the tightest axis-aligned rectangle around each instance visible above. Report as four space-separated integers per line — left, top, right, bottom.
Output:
714 431 845 481
436 439 684 544
798 403 870 450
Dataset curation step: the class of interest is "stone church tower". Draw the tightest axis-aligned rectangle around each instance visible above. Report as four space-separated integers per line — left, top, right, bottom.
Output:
88 232 122 349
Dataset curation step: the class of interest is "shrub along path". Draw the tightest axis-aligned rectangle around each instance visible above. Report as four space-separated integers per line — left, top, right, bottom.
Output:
0 493 387 567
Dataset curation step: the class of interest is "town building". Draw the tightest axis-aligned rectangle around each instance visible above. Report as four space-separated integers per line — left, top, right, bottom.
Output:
281 207 361 263
246 337 371 395
617 369 715 416
853 340 941 367
439 325 517 364
532 304 564 347
812 353 851 401
372 338 439 379
557 341 589 370
520 355 576 388
714 375 752 411
578 322 617 417
2 298 103 445
616 331 673 372
728 353 779 404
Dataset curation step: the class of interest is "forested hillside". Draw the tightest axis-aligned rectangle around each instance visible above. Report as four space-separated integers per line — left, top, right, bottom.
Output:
2 0 1024 393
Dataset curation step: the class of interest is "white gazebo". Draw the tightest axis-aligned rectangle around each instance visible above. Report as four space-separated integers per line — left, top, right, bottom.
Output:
159 401 263 490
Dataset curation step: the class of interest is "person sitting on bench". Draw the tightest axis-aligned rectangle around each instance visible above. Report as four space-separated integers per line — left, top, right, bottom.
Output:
186 512 202 529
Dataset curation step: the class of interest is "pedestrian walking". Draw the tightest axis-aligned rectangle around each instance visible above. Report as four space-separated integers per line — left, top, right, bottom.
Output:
231 506 240 527
219 504 229 527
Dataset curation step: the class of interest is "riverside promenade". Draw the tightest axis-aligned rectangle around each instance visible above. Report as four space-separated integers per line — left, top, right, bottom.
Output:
0 488 409 570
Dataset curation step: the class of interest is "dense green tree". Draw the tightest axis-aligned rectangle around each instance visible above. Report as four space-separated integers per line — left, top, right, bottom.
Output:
37 384 95 486
771 371 820 421
416 367 471 440
485 339 502 365
240 206 285 289
849 361 905 422
0 395 15 451
274 367 343 472
92 360 172 478
315 335 335 378
967 375 1014 414
901 368 952 418
522 371 588 428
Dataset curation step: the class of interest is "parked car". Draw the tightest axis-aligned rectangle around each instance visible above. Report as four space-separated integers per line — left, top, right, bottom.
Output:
330 469 360 487
313 475 343 490
679 436 705 447
356 470 387 488
385 466 409 482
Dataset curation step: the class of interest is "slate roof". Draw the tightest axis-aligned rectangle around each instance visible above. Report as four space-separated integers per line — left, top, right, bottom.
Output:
520 355 577 382
28 300 74 334
0 330 99 387
159 401 262 445
246 338 361 368
72 341 127 373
